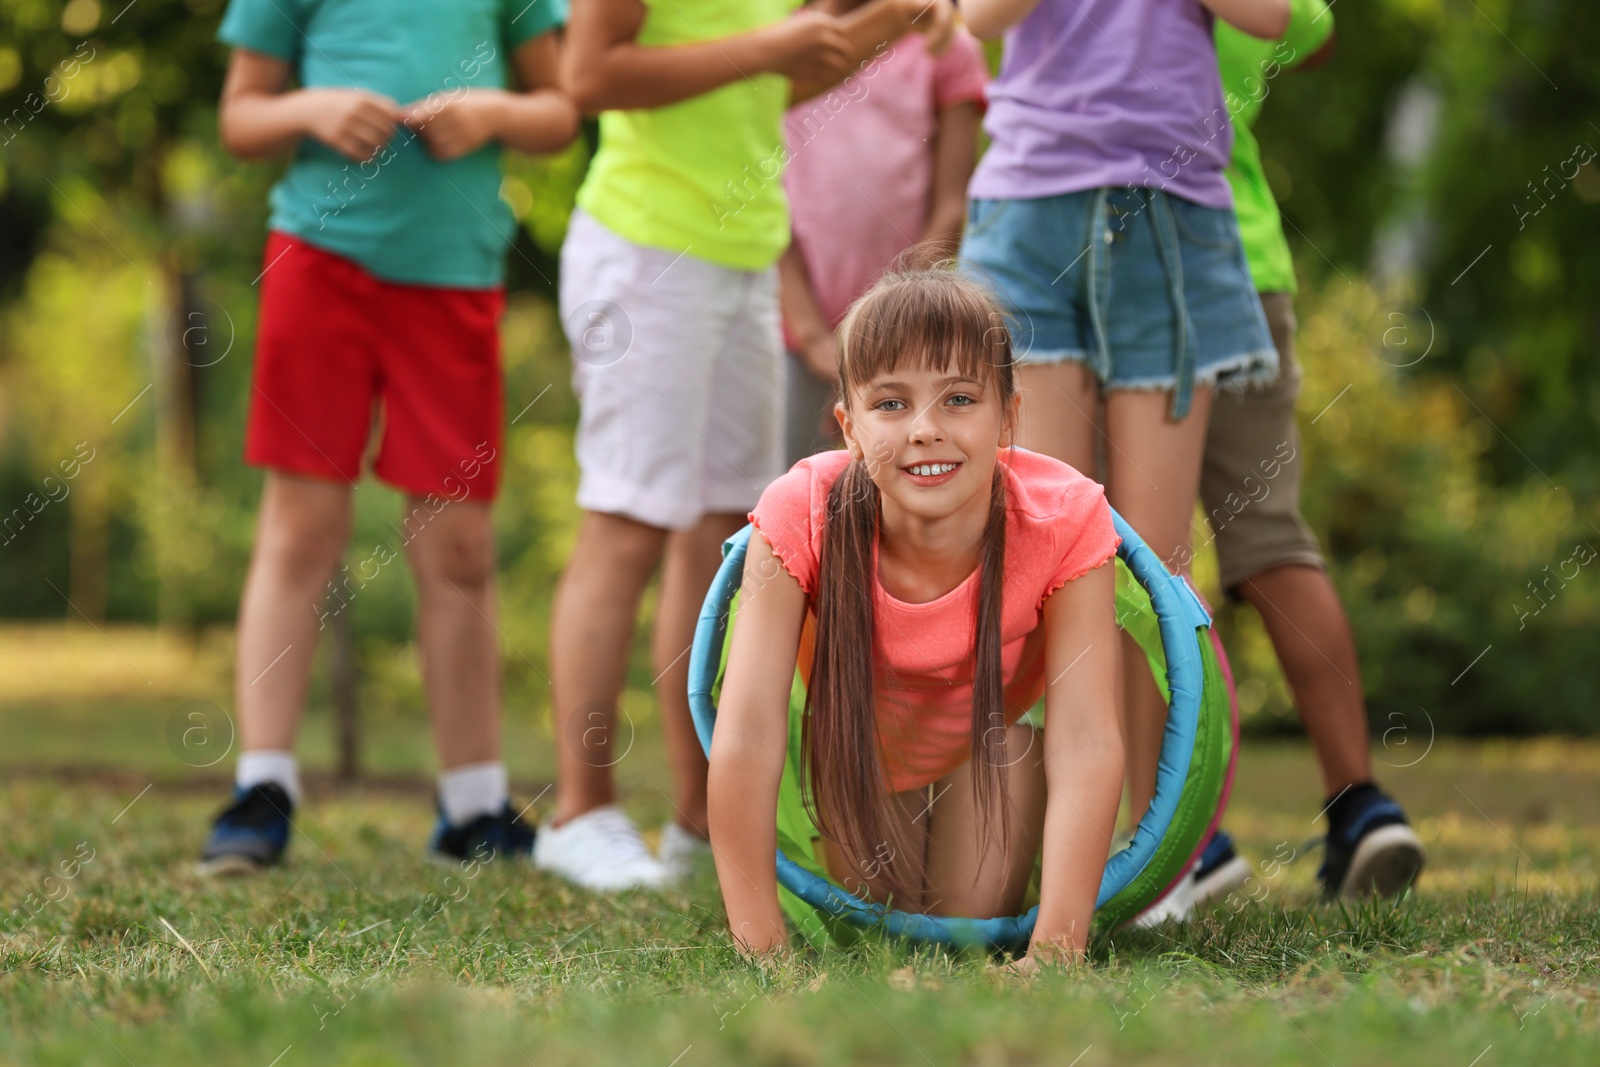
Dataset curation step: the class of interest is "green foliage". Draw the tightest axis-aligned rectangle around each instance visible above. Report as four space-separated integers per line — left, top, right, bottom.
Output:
1292 282 1600 734
1426 97 1600 497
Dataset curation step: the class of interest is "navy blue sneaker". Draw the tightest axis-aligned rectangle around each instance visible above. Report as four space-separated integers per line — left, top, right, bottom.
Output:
1319 784 1425 899
1190 829 1252 907
428 802 535 866
198 783 293 877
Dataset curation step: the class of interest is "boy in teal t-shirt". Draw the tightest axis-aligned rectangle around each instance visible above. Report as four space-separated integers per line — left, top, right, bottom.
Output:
1193 0 1426 904
199 0 577 875
539 0 954 894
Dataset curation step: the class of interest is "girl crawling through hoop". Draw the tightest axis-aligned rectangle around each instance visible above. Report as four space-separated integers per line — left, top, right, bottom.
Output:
708 269 1125 967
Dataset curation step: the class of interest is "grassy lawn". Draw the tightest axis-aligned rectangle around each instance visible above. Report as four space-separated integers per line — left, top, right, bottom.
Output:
3 626 1599 1064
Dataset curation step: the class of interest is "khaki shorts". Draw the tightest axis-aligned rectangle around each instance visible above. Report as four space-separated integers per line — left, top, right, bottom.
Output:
1199 291 1326 594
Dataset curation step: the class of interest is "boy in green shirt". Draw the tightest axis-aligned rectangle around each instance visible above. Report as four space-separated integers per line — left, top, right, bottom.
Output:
538 0 953 891
1193 0 1426 903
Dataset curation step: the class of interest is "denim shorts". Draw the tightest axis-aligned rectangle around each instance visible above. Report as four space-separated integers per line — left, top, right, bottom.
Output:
959 188 1277 418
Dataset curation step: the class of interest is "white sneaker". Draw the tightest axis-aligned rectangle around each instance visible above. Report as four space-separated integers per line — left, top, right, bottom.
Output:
534 805 670 891
657 822 712 882
1128 867 1197 928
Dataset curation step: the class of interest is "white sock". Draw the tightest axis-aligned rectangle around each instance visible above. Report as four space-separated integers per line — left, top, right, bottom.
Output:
438 761 508 826
236 750 302 808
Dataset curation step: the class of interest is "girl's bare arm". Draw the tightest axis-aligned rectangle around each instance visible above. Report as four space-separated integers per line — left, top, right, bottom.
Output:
778 241 838 381
708 531 810 955
957 0 1043 41
919 100 981 259
1198 0 1291 39
1032 558 1123 963
561 0 854 115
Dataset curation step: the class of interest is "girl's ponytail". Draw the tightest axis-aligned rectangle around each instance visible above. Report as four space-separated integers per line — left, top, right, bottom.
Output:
805 457 922 903
969 464 1011 857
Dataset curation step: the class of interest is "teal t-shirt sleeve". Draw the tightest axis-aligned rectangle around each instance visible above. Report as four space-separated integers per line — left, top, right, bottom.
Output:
1281 0 1333 67
503 0 568 50
217 0 305 62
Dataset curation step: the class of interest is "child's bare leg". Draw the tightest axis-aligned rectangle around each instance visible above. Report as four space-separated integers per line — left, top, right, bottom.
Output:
1120 630 1166 827
1238 563 1373 795
403 499 501 770
819 790 930 911
236 472 353 754
654 511 747 837
1015 362 1099 474
549 510 668 825
1105 387 1213 825
924 723 1047 918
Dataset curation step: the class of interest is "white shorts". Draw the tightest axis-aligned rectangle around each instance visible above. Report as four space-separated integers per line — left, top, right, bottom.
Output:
559 209 784 530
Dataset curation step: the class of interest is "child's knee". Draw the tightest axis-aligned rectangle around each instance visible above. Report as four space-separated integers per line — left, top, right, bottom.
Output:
414 523 496 588
260 513 349 584
581 512 670 578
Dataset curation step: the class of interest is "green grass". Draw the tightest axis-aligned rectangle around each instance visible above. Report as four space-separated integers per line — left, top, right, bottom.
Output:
6 748 1599 1065
4 629 1600 1064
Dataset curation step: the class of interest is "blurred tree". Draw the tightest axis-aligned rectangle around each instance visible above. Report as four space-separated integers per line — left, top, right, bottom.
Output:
3 225 150 619
1418 3 1600 494
1 0 232 618
2 0 232 450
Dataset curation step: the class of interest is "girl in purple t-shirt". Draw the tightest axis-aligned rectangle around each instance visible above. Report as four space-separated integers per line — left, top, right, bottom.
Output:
958 0 1287 867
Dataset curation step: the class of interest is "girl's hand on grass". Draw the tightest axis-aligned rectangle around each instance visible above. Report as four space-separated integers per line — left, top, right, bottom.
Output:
1022 937 1086 974
403 90 508 161
761 9 854 84
732 930 794 978
997 934 1087 979
730 917 792 962
303 88 405 162
745 942 795 977
998 953 1041 979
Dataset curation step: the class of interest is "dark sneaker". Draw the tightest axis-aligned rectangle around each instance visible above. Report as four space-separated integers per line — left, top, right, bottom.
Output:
428 802 536 866
198 783 293 877
1190 830 1252 907
1319 784 1425 899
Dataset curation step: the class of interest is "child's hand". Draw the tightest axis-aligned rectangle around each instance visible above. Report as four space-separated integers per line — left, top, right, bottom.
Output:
997 944 1082 979
760 9 854 85
901 0 955 57
799 334 839 384
403 90 508 162
302 88 405 162
742 941 796 977
997 953 1040 979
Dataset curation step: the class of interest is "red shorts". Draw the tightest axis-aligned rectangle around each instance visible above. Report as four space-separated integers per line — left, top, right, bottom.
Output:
245 231 505 502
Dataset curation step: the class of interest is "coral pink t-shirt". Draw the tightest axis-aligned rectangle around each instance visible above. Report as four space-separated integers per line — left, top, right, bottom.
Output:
748 447 1120 793
783 30 989 341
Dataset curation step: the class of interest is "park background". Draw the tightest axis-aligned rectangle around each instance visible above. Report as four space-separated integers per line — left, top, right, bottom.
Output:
2 2 1599 1065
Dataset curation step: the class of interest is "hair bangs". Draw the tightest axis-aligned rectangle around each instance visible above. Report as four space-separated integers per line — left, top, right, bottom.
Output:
836 268 1015 407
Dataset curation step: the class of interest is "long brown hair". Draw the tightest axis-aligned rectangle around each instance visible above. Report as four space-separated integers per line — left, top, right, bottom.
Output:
803 267 1019 907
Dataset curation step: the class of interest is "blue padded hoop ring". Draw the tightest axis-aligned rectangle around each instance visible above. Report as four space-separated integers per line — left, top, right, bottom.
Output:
688 510 1213 947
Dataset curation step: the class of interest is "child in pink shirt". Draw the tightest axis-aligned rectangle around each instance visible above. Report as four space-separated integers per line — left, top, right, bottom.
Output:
780 8 989 462
708 269 1125 969
753 445 1115 792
